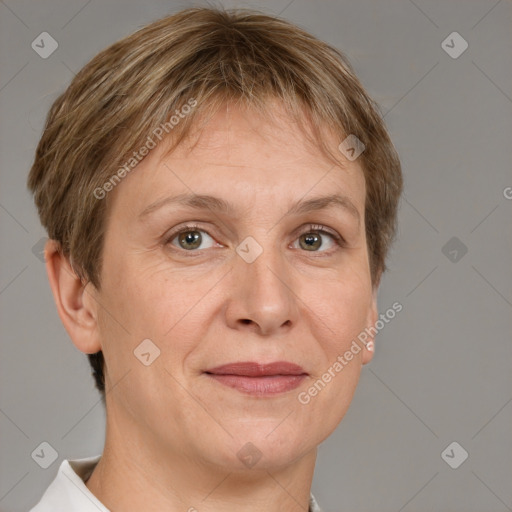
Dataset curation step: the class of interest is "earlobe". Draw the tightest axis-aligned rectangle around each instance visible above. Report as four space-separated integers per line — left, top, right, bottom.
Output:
44 239 102 354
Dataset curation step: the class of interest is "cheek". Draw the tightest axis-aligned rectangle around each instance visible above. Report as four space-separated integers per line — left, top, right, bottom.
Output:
295 274 371 438
101 253 195 332
310 269 373 353
95 272 199 417
98 243 223 369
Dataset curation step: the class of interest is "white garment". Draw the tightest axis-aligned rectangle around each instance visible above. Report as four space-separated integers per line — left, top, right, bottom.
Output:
29 455 323 512
29 455 107 512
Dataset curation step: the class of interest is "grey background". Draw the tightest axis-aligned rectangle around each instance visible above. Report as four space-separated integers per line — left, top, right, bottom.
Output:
1 0 511 511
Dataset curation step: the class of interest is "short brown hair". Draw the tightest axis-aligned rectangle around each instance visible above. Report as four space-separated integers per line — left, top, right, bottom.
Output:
27 7 402 400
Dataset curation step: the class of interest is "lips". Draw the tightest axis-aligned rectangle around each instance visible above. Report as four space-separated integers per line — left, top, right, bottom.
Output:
206 361 307 377
204 361 308 396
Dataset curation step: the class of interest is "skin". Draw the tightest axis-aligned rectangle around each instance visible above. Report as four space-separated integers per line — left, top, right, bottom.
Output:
45 100 379 512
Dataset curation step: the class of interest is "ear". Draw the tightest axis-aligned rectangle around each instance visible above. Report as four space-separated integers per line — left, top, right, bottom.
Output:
361 284 378 365
44 239 102 354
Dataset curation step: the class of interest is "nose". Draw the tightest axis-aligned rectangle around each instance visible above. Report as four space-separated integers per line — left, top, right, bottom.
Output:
224 241 298 336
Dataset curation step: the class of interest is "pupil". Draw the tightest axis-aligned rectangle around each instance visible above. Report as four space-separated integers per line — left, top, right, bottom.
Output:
303 233 320 250
181 231 201 249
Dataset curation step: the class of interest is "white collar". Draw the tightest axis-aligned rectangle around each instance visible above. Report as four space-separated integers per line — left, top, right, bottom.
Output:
30 454 323 512
29 455 106 511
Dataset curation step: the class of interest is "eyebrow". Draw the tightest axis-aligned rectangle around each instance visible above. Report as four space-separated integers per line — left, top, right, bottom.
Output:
138 193 361 226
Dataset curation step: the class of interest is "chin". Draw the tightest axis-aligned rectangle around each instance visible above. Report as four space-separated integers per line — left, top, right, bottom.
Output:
202 423 315 472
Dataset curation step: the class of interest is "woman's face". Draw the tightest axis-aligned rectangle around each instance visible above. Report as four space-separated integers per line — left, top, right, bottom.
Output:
93 101 377 470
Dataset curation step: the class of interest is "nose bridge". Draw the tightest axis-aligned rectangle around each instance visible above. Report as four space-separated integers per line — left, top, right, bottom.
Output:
230 232 296 332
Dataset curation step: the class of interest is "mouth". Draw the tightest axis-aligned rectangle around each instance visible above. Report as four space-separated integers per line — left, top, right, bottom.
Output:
204 361 308 396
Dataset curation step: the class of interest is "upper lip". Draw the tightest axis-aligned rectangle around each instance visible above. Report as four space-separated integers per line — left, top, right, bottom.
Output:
205 361 307 377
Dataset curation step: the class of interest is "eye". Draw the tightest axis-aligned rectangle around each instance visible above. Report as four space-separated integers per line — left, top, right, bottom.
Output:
164 223 344 255
293 224 343 253
166 224 217 251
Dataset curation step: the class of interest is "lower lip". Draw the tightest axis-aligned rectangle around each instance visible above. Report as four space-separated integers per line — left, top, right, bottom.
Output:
207 374 307 396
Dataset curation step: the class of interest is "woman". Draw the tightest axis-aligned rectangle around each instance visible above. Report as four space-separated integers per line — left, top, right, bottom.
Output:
27 7 402 511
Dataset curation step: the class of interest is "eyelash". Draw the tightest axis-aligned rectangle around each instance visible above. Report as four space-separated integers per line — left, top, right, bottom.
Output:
163 223 345 256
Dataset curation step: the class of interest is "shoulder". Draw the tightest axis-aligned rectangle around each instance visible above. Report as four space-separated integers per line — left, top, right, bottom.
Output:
29 455 106 512
310 492 324 512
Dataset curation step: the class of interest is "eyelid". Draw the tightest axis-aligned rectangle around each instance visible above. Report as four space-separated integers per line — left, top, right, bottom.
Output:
299 223 344 244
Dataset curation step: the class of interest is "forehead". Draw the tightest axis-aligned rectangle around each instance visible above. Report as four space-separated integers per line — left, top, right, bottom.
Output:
107 101 365 221
167 101 355 171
